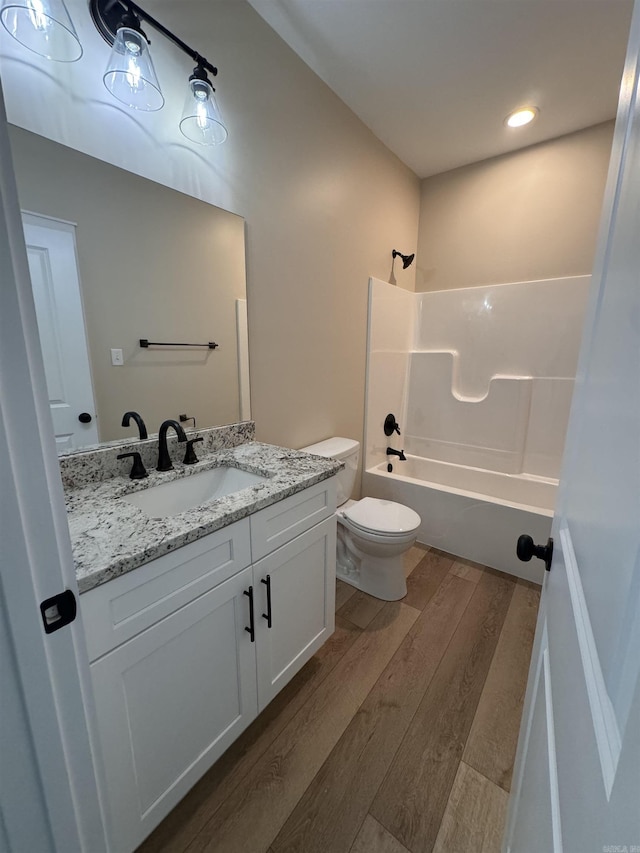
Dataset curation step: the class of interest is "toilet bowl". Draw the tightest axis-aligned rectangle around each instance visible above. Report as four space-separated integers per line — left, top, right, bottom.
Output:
300 438 421 601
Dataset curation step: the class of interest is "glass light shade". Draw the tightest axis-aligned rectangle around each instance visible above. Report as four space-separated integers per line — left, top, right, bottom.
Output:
0 0 82 61
180 76 227 145
103 26 164 111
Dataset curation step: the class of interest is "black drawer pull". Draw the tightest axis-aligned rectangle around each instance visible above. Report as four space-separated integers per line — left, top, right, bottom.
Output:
244 586 255 642
261 575 272 628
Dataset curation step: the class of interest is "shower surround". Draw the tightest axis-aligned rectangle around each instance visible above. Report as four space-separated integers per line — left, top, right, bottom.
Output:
363 276 590 582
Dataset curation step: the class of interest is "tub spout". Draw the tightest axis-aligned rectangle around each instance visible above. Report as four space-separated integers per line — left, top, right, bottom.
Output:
387 446 406 461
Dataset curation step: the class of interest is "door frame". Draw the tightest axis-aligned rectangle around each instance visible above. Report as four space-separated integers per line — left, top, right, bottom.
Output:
0 83 107 851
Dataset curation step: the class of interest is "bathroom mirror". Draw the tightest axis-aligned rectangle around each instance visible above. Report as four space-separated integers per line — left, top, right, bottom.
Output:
9 124 249 450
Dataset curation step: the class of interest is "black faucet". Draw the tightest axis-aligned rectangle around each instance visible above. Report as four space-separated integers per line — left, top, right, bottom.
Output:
387 446 406 461
122 411 148 440
157 420 187 471
183 436 204 465
117 451 148 479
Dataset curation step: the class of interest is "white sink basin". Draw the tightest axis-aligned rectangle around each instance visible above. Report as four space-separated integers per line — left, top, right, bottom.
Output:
123 466 268 518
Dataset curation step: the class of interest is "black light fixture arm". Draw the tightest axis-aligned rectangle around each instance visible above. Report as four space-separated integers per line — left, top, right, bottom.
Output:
90 0 217 77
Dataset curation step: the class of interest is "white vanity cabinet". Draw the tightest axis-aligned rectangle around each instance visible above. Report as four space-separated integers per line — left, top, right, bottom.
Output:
80 477 336 853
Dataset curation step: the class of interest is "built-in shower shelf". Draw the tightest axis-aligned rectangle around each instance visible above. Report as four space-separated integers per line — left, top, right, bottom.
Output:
409 349 535 402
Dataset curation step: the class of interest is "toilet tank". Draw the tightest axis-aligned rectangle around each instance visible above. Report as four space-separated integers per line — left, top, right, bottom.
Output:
300 436 359 506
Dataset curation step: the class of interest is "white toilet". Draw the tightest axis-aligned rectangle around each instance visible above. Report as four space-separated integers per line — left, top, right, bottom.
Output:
301 437 421 601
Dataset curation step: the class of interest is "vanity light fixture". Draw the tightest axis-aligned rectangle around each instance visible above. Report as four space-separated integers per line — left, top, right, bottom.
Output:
102 8 163 111
0 0 82 61
180 64 227 145
0 0 227 143
90 0 226 141
392 249 415 269
505 106 538 128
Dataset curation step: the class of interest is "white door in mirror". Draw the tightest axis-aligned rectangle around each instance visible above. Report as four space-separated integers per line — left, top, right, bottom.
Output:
22 213 98 451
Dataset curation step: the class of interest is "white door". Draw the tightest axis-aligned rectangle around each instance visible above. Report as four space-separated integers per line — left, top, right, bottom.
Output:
505 7 640 851
0 88 106 850
22 212 99 450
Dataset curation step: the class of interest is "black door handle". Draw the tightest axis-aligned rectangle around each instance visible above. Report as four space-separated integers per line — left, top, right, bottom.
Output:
244 586 255 642
78 412 93 423
261 575 272 628
517 535 554 572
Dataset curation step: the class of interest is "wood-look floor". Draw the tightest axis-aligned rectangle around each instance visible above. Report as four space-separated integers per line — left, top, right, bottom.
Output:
137 546 540 853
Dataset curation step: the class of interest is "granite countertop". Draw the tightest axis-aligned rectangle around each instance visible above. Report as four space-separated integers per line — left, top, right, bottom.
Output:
67 442 341 594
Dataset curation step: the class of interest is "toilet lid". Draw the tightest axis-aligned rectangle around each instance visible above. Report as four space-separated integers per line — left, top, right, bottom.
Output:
342 497 420 535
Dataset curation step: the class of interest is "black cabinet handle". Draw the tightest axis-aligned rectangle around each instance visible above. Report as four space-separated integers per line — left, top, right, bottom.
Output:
261 575 272 628
244 586 255 642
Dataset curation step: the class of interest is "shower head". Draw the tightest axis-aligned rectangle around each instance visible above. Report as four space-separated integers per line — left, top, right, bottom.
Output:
392 249 415 269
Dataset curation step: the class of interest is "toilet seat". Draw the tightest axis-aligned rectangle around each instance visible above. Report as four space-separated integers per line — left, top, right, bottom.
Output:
341 497 420 537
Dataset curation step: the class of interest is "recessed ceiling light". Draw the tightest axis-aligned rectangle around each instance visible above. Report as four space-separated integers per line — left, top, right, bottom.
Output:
505 107 538 128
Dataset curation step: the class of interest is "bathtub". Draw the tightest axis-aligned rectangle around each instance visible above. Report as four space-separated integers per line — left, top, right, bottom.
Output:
362 456 554 584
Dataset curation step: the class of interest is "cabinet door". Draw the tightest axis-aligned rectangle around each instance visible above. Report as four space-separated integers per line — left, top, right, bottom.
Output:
254 516 336 711
90 566 257 853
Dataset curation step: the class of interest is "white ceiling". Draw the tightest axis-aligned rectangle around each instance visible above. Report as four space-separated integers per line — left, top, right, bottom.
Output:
248 0 634 178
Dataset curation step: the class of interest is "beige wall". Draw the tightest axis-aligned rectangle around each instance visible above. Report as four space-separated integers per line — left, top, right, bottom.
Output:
154 1 421 450
416 121 614 291
11 127 247 442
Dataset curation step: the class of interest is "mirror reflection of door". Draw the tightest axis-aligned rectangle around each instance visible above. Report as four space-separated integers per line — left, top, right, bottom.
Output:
22 212 98 451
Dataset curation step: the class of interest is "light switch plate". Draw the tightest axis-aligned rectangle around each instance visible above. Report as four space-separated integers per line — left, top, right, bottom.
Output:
111 348 124 366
